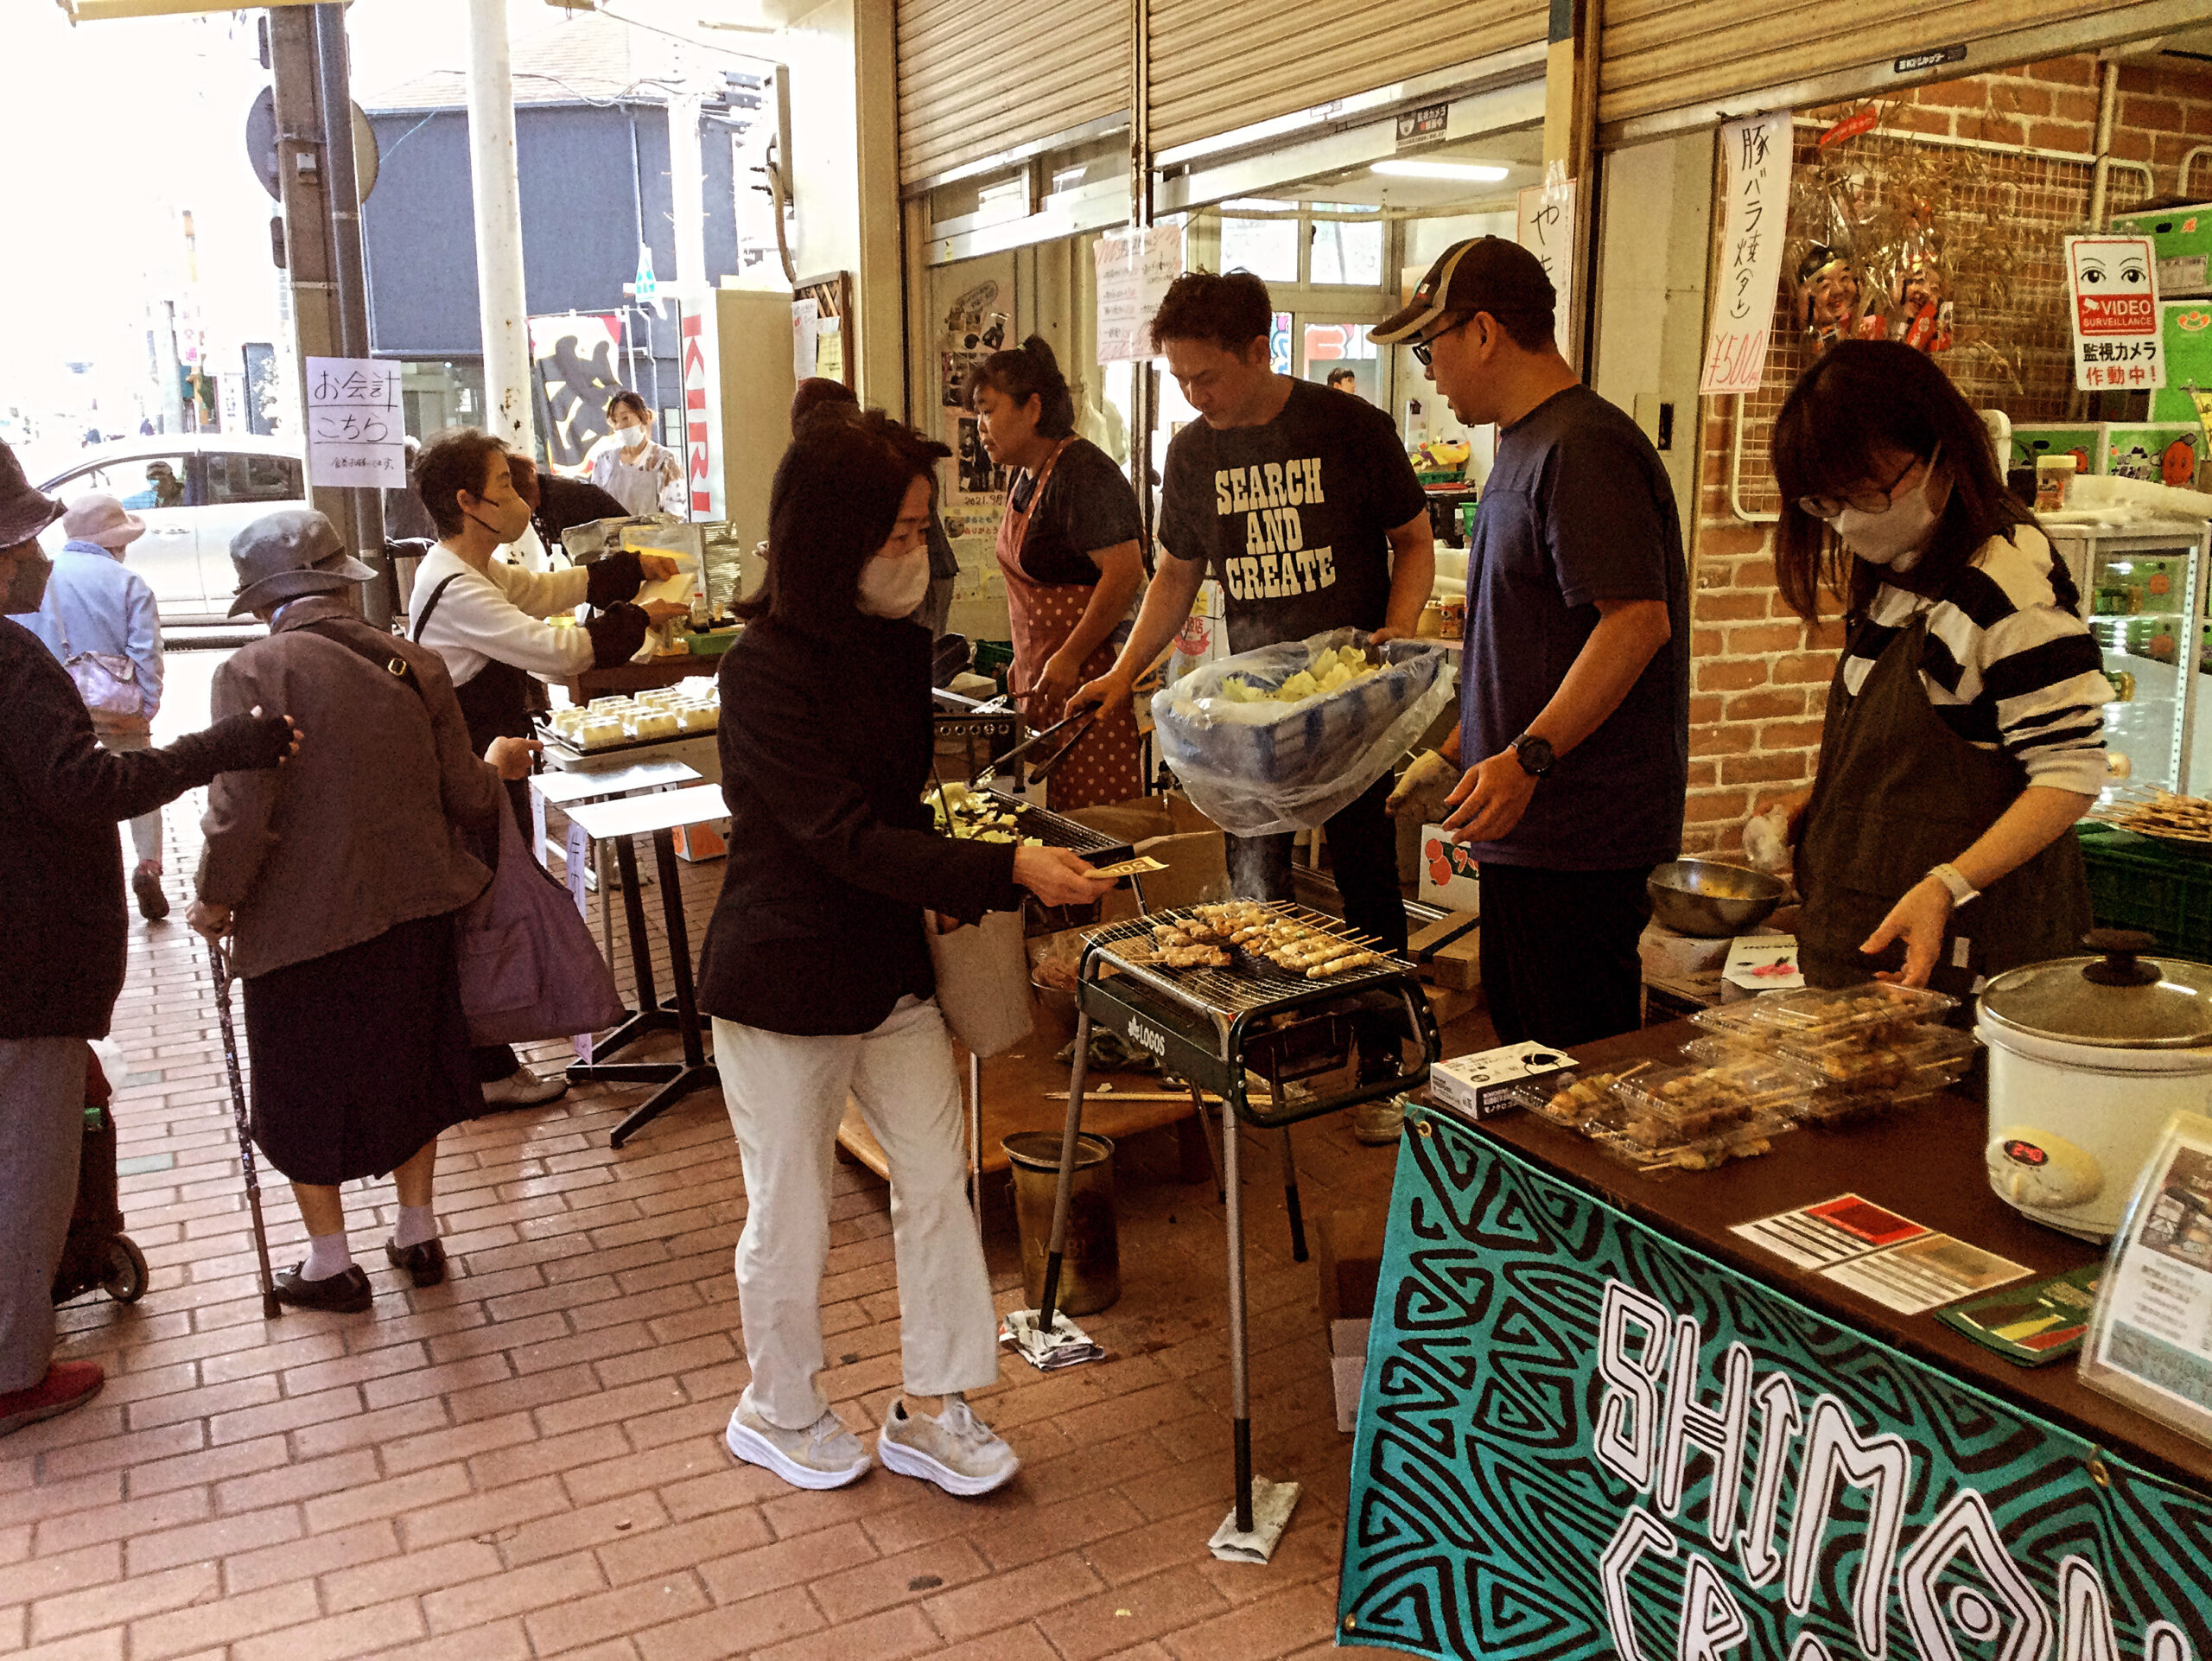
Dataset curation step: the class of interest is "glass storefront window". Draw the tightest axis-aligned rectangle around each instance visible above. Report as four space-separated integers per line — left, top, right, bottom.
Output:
1309 216 1383 286
1220 214 1299 283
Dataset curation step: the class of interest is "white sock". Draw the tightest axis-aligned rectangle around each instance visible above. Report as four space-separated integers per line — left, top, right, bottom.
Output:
302 1231 353 1282
394 1205 437 1249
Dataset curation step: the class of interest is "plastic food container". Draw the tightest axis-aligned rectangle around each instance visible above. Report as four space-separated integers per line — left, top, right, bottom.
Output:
1691 981 1956 1041
1775 1022 1978 1089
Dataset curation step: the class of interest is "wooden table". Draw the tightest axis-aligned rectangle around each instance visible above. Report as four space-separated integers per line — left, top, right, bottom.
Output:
1456 1015 2212 1487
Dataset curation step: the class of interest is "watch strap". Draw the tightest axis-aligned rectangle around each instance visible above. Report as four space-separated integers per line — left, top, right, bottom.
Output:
1929 862 1979 907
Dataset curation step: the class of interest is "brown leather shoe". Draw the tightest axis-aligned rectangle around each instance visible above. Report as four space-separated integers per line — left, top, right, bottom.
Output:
385 1238 447 1288
272 1263 372 1313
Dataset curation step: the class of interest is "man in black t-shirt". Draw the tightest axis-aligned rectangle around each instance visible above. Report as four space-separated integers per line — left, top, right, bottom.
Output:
1376 238 1688 1048
1074 271 1433 970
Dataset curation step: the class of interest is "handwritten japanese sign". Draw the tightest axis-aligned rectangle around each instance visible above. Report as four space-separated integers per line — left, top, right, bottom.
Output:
2066 235 2165 392
303 356 404 487
1700 111 1794 395
1516 180 1577 346
1095 224 1185 364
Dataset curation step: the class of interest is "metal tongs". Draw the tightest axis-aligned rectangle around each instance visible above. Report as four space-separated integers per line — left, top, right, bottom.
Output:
975 703 1098 790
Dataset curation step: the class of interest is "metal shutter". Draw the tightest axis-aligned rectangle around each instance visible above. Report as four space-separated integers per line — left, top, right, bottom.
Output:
896 0 1133 190
1147 0 1548 156
1601 0 2184 142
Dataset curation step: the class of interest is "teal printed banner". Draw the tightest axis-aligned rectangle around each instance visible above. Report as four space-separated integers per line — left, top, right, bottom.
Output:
1338 1113 2212 1660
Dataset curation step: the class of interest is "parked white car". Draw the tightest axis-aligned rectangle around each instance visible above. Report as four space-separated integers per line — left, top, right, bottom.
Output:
36 436 306 625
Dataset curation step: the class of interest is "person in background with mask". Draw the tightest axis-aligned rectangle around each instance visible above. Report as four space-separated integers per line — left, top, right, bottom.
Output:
0 442 296 1435
696 404 1114 1497
587 390 683 518
1768 340 2105 993
408 429 688 1110
12 494 169 919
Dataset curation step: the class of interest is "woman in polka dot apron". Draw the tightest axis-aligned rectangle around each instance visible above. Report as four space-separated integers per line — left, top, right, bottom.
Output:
968 338 1146 811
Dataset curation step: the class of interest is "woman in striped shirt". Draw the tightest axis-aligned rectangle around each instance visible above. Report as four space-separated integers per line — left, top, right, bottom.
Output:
1770 340 2101 994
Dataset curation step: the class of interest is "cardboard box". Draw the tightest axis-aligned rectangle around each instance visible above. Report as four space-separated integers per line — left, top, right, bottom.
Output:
1424 982 1486 1028
1314 1207 1387 1329
2152 298 2212 425
1429 1040 1579 1122
1408 910 1480 990
1640 920 1734 980
1722 933 1801 997
1330 1318 1372 1435
1416 825 1481 909
2111 200 2212 296
671 818 728 862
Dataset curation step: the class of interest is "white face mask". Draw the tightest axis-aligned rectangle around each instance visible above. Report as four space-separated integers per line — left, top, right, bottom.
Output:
856 550 930 618
1835 456 1948 570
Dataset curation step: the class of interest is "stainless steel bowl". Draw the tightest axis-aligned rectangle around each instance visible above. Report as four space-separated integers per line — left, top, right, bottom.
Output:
1646 858 1786 939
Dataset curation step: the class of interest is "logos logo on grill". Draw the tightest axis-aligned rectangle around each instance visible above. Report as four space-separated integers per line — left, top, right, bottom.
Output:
1128 1020 1170 1056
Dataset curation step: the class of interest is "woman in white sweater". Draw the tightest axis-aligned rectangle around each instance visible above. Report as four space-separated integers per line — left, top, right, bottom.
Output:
408 430 689 1106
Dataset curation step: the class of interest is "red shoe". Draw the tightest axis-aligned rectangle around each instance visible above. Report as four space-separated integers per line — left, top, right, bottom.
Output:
0 1363 105 1438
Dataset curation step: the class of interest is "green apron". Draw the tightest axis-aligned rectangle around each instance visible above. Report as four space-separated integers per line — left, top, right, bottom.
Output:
1797 610 2092 997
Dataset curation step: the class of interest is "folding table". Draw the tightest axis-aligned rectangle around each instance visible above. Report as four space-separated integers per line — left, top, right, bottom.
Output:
563 781 728 1148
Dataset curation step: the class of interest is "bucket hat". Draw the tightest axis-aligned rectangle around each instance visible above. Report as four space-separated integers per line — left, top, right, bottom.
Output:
229 508 378 617
0 442 66 547
60 493 146 551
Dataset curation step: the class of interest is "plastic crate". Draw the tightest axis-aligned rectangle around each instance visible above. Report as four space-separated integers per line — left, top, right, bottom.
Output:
2078 824 2212 960
973 640 1015 693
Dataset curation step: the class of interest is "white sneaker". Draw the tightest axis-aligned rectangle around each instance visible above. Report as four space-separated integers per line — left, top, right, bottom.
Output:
877 1398 1020 1497
724 1402 870 1491
479 1066 569 1109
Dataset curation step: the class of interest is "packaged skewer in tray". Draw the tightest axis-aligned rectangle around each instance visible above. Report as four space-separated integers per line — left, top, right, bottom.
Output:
1688 980 1976 1123
1580 1054 1808 1172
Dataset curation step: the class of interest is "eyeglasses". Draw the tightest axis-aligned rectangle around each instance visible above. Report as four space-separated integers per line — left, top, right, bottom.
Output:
1410 316 1469 367
1797 444 1937 520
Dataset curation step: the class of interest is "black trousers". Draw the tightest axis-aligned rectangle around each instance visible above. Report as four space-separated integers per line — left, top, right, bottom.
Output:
1224 773 1408 955
1478 862 1654 1048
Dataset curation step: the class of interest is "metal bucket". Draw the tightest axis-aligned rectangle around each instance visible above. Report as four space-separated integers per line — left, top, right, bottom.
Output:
1002 1130 1120 1316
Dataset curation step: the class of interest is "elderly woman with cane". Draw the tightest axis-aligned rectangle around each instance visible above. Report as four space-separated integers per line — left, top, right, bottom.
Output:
188 510 535 1313
699 405 1114 1496
0 444 296 1435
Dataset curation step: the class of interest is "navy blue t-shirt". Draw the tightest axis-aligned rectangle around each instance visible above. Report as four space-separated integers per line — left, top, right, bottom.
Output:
1460 385 1689 870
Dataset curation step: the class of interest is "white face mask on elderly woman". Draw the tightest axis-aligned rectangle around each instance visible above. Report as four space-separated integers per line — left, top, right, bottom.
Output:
1834 454 1949 570
856 550 930 618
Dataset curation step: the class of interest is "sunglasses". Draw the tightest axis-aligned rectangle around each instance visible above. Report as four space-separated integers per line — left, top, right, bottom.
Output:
1797 444 1937 520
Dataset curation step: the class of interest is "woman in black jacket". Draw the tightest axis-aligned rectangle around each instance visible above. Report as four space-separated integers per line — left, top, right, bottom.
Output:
698 407 1110 1498
0 443 295 1437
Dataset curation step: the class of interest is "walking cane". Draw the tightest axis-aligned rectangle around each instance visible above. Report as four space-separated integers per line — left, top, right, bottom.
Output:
207 939 282 1320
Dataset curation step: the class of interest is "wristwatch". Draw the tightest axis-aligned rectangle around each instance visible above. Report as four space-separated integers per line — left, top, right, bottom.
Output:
1928 862 1980 908
1510 732 1555 778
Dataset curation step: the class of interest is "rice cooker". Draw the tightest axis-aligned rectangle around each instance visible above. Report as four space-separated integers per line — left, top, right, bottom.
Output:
1977 929 2212 1240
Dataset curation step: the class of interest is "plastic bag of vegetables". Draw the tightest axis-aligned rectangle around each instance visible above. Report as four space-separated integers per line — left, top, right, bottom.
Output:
1151 628 1452 837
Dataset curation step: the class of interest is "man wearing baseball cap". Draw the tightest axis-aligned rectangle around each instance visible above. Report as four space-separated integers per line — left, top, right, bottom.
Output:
1377 237 1688 1048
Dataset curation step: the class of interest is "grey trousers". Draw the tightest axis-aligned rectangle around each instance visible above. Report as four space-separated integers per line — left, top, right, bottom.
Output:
97 729 161 867
0 1039 87 1392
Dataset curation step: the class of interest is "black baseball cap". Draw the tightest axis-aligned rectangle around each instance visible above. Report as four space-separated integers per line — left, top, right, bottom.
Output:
1372 236 1555 346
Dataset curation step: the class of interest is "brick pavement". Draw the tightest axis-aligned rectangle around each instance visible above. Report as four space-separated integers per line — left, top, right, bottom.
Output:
9 794 1446 1660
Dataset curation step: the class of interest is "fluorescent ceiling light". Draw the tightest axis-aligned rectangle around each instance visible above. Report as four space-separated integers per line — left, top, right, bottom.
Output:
1370 160 1511 181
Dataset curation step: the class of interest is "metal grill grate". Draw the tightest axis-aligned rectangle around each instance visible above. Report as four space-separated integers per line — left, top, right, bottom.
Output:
1088 902 1414 1020
935 786 1133 860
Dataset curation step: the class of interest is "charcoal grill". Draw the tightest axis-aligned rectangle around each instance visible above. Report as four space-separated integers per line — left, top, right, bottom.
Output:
1035 903 1440 1535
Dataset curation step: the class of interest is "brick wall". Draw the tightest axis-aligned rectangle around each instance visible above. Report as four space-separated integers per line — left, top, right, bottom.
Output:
1681 52 2212 858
